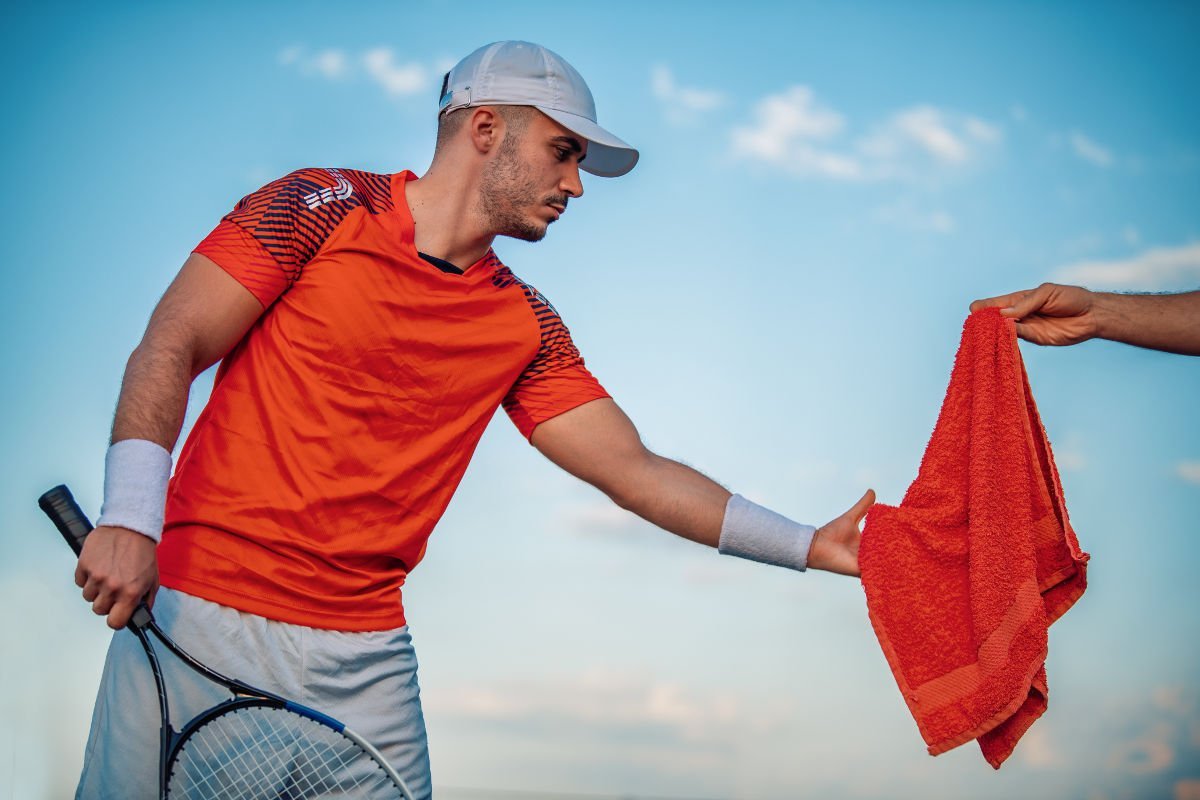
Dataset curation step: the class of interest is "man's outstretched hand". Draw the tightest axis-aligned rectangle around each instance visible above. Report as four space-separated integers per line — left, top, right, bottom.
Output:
970 283 1099 347
808 489 875 577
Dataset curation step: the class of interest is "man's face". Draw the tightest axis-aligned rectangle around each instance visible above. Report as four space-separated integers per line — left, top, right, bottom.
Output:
479 111 587 242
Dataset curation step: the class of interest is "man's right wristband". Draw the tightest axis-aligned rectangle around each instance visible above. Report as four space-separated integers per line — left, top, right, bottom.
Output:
96 439 172 543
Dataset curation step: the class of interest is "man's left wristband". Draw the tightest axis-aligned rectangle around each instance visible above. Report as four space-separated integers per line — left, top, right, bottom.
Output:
96 439 172 544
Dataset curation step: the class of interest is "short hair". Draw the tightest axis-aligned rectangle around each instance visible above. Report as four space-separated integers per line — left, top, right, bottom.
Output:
435 105 537 153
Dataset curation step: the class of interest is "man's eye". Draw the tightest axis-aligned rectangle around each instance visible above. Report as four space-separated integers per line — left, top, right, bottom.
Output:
555 148 570 161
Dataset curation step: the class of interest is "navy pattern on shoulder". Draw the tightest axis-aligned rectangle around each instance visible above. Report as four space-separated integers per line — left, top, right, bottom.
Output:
492 263 583 381
224 168 395 286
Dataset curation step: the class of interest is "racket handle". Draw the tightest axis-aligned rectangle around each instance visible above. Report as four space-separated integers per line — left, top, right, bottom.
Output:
38 484 155 630
38 484 93 556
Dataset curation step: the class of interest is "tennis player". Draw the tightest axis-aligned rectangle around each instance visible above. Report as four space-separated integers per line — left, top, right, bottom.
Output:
73 41 873 798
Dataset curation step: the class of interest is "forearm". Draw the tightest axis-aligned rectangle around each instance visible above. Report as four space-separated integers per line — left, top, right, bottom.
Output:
1093 290 1200 356
110 337 197 449
608 453 731 549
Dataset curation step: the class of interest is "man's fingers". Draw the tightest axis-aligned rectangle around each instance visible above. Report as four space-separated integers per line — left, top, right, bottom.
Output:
850 489 876 523
970 291 1026 315
1013 321 1042 344
106 600 135 630
1003 284 1058 320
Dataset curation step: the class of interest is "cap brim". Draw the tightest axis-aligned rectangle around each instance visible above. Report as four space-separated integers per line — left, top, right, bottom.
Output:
538 107 639 178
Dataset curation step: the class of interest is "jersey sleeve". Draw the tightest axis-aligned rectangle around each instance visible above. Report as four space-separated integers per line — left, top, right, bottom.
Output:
192 168 353 307
502 296 610 442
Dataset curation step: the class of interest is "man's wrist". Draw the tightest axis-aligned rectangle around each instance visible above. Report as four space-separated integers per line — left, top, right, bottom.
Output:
717 494 816 572
96 439 172 544
1089 290 1119 342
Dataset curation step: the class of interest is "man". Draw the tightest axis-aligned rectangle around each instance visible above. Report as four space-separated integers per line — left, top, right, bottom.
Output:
971 283 1200 355
74 41 872 798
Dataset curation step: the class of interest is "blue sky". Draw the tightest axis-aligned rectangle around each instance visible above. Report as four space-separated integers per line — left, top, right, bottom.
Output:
2 2 1198 798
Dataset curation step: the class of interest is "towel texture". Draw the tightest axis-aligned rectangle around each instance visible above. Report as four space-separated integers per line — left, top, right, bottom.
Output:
859 308 1088 769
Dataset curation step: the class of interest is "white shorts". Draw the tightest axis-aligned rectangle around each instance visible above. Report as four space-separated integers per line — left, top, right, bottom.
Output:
75 587 431 799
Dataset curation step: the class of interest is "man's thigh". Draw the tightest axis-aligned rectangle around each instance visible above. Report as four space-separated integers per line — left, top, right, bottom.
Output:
75 588 431 800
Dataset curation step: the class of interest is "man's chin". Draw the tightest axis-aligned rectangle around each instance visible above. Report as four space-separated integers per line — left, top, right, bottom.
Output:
500 221 549 243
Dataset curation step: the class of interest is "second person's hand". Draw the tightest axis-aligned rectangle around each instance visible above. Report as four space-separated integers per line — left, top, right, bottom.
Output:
970 283 1099 347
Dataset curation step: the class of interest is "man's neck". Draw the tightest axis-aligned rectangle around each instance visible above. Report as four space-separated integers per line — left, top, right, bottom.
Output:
405 168 496 268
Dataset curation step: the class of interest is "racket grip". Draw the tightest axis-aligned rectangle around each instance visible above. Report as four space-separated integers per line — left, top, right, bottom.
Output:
38 484 154 629
38 484 95 556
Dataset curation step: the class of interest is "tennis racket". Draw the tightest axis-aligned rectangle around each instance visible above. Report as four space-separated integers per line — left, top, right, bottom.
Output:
39 484 416 800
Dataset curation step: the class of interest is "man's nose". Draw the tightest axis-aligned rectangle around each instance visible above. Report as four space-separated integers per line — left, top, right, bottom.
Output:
561 162 584 199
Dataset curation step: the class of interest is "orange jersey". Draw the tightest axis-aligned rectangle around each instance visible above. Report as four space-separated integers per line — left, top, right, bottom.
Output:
157 168 608 630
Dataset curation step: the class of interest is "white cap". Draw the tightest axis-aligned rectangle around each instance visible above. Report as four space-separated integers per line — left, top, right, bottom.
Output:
439 41 639 178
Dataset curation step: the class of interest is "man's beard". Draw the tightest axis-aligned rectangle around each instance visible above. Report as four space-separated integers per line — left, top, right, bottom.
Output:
479 138 564 242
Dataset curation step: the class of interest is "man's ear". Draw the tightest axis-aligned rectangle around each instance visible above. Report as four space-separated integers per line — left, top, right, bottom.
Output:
468 107 501 155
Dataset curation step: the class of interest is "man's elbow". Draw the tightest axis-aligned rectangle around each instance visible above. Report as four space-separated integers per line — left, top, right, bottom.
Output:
598 449 660 514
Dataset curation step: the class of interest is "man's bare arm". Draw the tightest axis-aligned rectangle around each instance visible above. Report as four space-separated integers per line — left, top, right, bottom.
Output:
78 253 264 629
531 398 872 576
970 284 1200 356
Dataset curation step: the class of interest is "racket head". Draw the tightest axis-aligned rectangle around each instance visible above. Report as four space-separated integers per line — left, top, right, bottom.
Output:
166 698 412 799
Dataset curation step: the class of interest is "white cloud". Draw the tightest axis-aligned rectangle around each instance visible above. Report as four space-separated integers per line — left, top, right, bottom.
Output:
966 116 1002 143
426 669 768 744
1107 722 1176 775
1070 131 1114 167
278 45 303 66
651 66 725 122
1053 242 1200 290
278 44 438 99
869 106 970 164
1055 449 1087 472
731 86 861 179
732 88 1000 182
311 49 349 79
362 48 430 97
1019 724 1064 768
277 45 350 80
1176 461 1200 486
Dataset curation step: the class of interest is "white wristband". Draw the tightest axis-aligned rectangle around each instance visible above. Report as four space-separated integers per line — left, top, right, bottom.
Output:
97 439 173 544
718 494 816 572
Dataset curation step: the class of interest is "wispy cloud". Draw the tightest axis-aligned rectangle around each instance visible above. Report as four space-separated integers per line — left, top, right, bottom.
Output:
732 87 1001 182
1053 242 1200 289
1107 722 1176 775
362 48 430 96
1019 724 1065 768
1070 131 1115 167
426 669 775 745
1176 461 1200 486
731 86 860 179
651 66 725 124
278 45 439 99
278 45 350 80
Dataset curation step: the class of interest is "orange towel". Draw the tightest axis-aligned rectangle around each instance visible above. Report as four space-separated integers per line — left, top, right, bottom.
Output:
859 308 1089 769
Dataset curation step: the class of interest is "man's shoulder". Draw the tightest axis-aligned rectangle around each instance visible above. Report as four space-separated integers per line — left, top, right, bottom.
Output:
249 167 398 216
489 258 563 323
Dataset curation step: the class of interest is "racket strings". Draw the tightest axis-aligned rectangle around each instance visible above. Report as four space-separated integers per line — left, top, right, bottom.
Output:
169 705 405 799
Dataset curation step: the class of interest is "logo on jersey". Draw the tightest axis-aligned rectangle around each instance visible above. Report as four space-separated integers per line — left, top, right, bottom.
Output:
303 170 354 209
531 288 559 317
